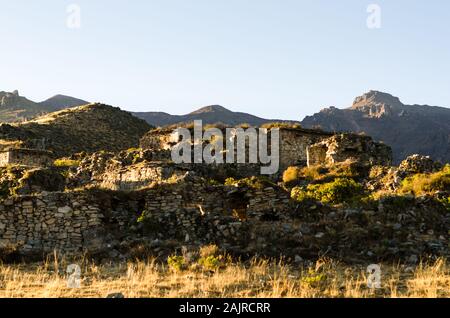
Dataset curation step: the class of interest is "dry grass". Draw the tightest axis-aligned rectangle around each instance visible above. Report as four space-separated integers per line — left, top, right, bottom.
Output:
282 166 303 184
284 161 359 185
0 257 448 298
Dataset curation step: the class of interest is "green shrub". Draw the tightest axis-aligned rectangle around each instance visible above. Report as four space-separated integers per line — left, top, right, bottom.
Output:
207 179 222 186
291 187 312 203
308 178 363 204
126 147 140 153
260 122 302 129
224 177 238 186
400 165 450 195
196 245 225 271
301 268 327 288
198 255 221 271
438 196 450 212
167 255 186 271
294 162 360 184
224 176 275 190
137 211 146 223
291 178 364 205
54 159 80 168
136 211 166 234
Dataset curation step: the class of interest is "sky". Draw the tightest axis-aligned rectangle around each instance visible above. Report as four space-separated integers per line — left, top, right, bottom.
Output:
0 0 449 120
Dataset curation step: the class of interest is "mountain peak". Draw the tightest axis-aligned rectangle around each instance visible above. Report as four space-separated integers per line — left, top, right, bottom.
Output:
301 91 450 164
0 90 89 123
189 105 231 115
352 91 403 109
349 91 404 118
39 94 89 110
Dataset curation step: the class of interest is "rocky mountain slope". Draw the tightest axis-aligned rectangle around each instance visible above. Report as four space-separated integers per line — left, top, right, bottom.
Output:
0 103 151 157
0 90 88 123
133 105 296 127
301 91 450 164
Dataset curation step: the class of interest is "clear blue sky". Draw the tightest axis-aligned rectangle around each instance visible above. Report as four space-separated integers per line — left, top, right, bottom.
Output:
1 0 449 119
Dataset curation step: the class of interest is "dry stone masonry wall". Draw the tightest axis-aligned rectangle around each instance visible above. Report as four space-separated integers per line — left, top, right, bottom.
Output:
0 148 53 167
0 192 105 256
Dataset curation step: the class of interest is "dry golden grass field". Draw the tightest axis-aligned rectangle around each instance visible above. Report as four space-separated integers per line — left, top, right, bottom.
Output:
0 255 448 298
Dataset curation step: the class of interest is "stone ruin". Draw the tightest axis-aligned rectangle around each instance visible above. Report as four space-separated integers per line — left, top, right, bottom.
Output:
50 125 393 194
306 134 392 167
0 170 447 262
0 148 53 168
140 126 392 170
1 124 446 264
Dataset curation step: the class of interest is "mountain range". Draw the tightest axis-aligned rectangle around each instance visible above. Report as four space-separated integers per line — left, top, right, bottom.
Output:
0 89 449 163
300 91 450 164
132 105 291 127
0 90 89 123
0 91 292 127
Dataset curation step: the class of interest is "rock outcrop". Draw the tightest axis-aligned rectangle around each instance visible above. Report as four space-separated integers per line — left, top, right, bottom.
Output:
398 154 443 174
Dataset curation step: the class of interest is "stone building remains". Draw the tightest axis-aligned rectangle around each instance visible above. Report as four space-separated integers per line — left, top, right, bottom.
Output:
0 148 53 167
140 126 392 170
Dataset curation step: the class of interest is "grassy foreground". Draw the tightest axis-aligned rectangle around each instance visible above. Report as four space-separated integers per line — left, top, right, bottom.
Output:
0 257 448 298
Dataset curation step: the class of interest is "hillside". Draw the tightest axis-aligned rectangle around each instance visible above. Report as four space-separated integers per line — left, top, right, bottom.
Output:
0 90 88 123
0 103 151 157
133 105 296 127
301 91 450 164
39 94 89 111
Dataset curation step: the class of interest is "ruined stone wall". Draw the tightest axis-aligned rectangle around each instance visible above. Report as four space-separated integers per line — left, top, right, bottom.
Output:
0 192 105 255
141 181 292 220
140 131 175 150
306 143 327 167
247 187 291 220
140 180 294 248
306 134 393 167
10 149 53 167
140 128 334 174
94 161 262 191
278 129 332 169
98 162 182 191
0 179 295 257
0 179 447 262
0 149 53 168
0 151 9 167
